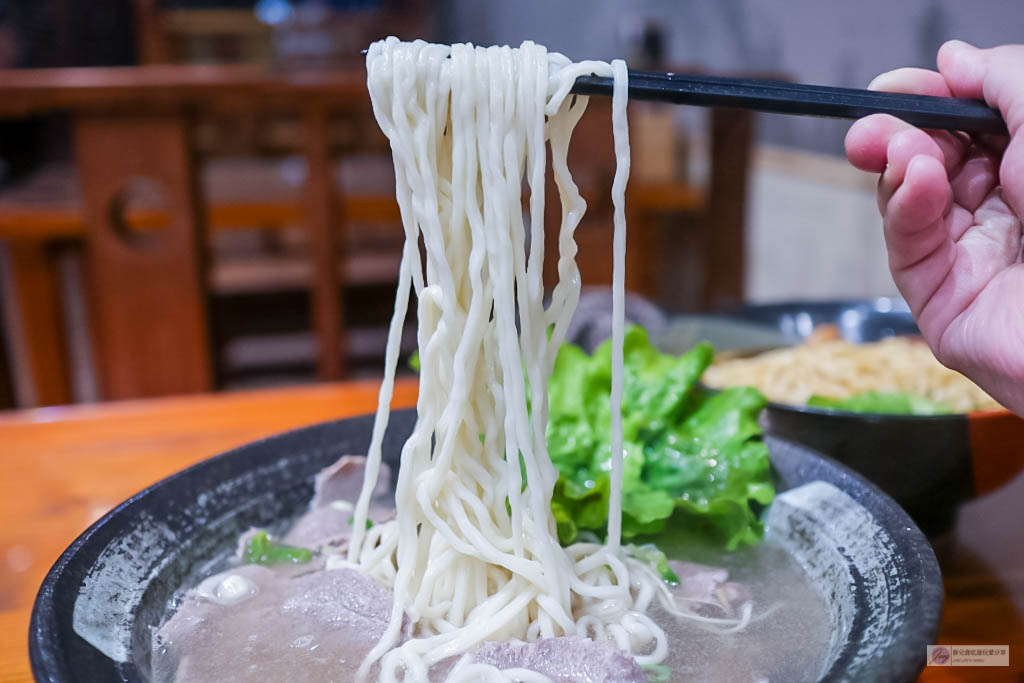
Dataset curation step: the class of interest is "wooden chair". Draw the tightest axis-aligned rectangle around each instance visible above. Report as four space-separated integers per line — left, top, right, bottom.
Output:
0 65 399 406
125 0 424 387
0 64 754 408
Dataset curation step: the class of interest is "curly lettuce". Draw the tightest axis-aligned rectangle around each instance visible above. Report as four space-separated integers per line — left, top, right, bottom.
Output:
547 326 774 550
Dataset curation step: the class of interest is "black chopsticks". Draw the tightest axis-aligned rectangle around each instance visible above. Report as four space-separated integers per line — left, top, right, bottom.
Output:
572 70 1007 135
358 47 1006 135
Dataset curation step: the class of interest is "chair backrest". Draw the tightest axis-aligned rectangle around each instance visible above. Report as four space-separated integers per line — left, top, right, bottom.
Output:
75 111 212 399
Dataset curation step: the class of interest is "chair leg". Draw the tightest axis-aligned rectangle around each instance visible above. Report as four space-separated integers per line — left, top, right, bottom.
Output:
303 105 346 381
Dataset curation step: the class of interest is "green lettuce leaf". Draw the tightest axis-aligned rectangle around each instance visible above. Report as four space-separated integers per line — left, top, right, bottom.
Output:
547 326 774 550
807 390 952 415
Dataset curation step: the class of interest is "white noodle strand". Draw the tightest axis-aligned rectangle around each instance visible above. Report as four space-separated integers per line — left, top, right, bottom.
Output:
349 38 728 683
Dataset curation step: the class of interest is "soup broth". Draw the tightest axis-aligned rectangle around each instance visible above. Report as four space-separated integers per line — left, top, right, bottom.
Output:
152 465 831 683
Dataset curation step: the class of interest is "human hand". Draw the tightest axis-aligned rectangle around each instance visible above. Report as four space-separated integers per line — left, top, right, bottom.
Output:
845 41 1024 415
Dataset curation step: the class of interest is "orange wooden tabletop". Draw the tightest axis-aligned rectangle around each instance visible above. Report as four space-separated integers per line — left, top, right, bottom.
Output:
0 378 1021 681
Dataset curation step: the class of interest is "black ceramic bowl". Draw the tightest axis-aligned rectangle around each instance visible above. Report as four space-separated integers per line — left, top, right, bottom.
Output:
658 298 1024 537
29 410 942 683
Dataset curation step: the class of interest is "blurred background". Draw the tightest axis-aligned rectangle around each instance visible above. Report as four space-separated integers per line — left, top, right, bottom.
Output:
0 0 1019 409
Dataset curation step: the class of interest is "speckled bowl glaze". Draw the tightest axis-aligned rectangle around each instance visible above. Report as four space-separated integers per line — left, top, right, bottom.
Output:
30 410 942 682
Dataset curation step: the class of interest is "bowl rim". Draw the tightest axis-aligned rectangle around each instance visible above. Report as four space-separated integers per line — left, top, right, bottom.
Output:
28 412 943 683
701 380 1011 421
763 397 1014 421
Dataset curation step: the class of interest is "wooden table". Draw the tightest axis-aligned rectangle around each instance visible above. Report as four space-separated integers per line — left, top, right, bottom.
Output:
1 380 1021 681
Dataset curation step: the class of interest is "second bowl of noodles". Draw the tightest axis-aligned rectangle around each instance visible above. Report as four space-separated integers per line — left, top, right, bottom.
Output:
657 298 1024 537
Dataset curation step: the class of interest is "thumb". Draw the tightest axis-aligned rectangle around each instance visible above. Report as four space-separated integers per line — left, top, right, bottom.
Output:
938 40 1024 221
937 41 1024 134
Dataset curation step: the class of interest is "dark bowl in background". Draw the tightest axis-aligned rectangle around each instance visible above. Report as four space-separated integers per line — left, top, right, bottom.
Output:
660 298 1024 537
716 297 920 343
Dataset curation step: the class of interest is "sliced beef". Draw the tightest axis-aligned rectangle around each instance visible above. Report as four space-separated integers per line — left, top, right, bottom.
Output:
282 506 354 551
282 504 394 552
153 567 394 683
228 456 393 557
279 454 394 552
471 637 648 683
309 455 391 509
669 560 751 612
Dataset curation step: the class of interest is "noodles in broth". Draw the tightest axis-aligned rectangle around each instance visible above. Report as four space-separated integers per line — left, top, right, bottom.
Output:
332 38 729 682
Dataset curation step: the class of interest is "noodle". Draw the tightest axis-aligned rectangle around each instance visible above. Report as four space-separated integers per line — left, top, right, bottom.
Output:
348 38 654 680
703 334 1001 413
336 37 737 682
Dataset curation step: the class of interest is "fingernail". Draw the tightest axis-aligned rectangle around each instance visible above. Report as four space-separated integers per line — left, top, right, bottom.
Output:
867 71 896 91
939 39 986 85
943 39 977 53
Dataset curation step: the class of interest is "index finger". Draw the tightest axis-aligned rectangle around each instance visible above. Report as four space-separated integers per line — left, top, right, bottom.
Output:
868 67 970 173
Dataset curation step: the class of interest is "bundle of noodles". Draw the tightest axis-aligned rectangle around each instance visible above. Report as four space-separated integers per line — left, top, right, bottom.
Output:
703 332 1001 413
322 38 710 682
